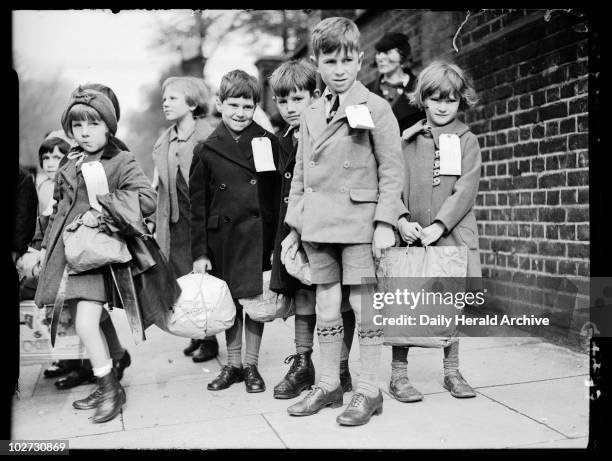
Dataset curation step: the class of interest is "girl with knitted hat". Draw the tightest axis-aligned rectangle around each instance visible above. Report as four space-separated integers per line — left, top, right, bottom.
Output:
35 87 156 423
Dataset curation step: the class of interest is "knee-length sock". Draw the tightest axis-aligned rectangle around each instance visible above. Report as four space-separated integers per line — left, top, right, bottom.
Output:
316 317 344 392
244 313 264 366
294 314 316 354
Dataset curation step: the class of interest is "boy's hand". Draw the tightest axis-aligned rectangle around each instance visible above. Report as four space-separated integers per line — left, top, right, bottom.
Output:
398 218 422 245
420 221 445 246
193 256 212 274
281 229 301 265
372 222 395 259
401 120 429 141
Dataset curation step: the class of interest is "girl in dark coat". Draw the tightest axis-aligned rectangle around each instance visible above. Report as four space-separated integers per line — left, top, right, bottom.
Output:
35 87 156 423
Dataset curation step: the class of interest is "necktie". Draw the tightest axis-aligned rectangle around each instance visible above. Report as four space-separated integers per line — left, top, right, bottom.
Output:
326 95 339 124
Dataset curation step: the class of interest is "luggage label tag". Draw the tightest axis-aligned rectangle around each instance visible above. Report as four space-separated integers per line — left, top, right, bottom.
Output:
438 133 462 176
80 161 109 212
251 137 276 172
345 104 375 130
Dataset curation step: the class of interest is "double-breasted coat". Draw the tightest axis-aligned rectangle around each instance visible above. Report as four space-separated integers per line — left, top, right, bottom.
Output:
189 121 281 299
284 80 405 244
151 116 215 268
35 139 157 308
400 118 482 279
367 71 424 133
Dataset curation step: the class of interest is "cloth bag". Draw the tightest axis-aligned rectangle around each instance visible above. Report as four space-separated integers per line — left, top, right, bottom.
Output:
241 270 296 322
63 216 132 274
158 272 236 339
284 246 312 286
375 246 467 348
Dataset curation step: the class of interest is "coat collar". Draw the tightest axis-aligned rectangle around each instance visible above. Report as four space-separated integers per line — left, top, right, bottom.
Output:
430 118 471 148
204 120 269 172
304 80 369 151
57 138 122 190
278 128 297 173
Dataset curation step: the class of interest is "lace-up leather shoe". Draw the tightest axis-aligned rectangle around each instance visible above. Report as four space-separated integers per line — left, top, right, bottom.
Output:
287 385 343 416
443 371 476 398
244 364 266 393
273 352 315 399
192 338 219 363
207 365 244 391
389 376 424 402
183 339 201 356
336 391 383 426
54 367 96 390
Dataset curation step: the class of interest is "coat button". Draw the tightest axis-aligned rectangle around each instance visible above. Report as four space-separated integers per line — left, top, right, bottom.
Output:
223 216 231 223
283 197 289 203
343 161 350 168
306 187 313 193
219 183 226 190
250 178 257 185
284 172 292 179
309 161 316 167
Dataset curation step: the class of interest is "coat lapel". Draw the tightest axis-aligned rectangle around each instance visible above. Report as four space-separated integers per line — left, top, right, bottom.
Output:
151 127 172 187
204 121 263 173
306 81 370 152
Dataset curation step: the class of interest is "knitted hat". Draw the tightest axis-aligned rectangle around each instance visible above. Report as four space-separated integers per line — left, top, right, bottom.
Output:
61 87 118 136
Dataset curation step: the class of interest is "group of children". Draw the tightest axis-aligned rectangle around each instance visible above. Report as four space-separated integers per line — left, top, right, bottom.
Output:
31 15 482 427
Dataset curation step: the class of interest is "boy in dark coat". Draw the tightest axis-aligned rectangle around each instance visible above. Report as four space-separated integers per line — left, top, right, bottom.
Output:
190 70 281 393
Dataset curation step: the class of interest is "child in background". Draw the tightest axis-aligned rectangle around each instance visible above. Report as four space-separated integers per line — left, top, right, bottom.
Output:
190 70 281 393
392 60 481 402
268 59 356 399
35 87 156 423
282 17 405 426
36 136 71 215
150 76 219 363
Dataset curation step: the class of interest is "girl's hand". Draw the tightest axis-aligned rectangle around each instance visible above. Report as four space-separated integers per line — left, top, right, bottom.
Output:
193 256 212 274
81 210 100 227
372 222 395 258
420 221 445 246
401 119 428 141
281 229 301 265
398 218 422 245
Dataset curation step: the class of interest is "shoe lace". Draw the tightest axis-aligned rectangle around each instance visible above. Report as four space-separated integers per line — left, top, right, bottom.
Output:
283 354 301 373
303 386 321 399
348 393 365 408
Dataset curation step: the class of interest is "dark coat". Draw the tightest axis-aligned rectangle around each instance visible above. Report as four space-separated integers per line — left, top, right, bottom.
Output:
270 128 302 295
35 138 157 308
367 71 424 133
401 118 482 279
13 166 38 257
189 121 281 299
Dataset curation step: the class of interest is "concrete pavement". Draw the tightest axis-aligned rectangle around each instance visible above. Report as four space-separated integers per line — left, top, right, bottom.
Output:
12 308 589 449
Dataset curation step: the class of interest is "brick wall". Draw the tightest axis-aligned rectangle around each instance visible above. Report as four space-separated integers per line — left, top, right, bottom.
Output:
354 9 590 346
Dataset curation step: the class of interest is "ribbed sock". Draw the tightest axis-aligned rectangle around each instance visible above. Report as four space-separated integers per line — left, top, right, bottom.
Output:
340 309 355 362
294 314 316 354
225 305 244 367
443 340 459 376
316 318 344 392
92 359 113 378
244 313 264 366
356 327 384 398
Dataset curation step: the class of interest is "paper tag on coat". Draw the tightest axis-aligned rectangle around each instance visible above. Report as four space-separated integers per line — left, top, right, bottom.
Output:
345 105 375 129
438 133 462 176
80 161 109 212
251 137 276 172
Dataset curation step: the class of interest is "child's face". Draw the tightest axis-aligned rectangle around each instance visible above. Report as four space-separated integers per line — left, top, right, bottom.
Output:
315 48 363 94
424 90 460 127
216 96 255 133
71 119 109 153
41 146 64 180
274 89 317 128
162 85 196 122
375 48 403 76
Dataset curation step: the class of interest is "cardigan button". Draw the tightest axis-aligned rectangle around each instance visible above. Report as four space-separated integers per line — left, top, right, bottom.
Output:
306 187 313 194
250 178 257 185
223 216 231 223
283 196 289 204
219 183 226 190
343 161 350 168
309 161 316 167
284 172 292 179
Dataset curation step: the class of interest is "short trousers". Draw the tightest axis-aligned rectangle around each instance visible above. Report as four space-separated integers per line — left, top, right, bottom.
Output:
302 242 376 285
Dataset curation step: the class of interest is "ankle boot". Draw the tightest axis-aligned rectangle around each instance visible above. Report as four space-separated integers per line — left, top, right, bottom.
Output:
340 359 352 393
73 386 103 410
92 371 126 424
273 352 315 399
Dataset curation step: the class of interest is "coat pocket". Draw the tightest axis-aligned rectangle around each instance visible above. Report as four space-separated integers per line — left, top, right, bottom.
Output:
456 225 478 249
349 188 379 203
207 215 219 230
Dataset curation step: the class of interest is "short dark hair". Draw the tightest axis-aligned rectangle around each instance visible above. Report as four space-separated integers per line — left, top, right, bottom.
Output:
218 70 261 104
269 59 318 98
311 17 360 58
38 137 70 167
